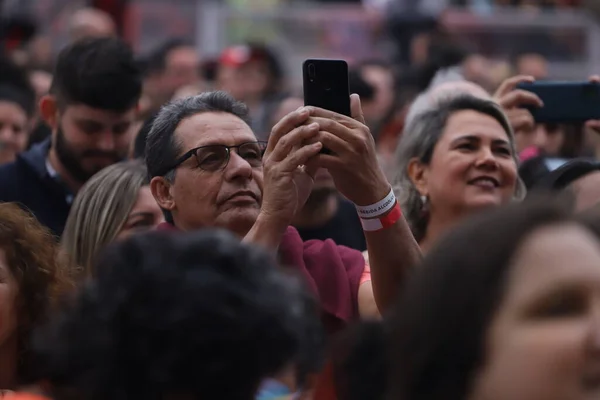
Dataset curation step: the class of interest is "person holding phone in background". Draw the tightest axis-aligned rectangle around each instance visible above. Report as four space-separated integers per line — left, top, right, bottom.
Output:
495 75 600 161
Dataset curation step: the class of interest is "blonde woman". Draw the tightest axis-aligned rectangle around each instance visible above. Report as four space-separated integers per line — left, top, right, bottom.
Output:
61 160 164 278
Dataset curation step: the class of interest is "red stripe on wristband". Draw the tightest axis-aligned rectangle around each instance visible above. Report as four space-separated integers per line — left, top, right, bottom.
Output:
360 201 402 232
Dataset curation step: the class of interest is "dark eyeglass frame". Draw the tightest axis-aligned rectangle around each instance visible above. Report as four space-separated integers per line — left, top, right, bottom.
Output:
160 141 268 176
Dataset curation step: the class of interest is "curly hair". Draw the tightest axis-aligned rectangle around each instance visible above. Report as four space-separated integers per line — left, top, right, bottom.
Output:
34 229 324 399
0 203 71 382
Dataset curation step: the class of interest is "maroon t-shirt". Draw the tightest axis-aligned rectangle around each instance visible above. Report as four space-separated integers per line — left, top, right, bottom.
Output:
157 223 365 332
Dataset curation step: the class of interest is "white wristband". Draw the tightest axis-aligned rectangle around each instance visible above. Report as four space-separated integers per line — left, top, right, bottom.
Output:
355 188 396 219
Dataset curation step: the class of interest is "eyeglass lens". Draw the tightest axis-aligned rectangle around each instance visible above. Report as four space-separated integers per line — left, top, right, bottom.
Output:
195 142 266 171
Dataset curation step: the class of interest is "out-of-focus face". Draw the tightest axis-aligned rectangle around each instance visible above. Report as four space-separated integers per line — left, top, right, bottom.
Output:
516 123 565 156
154 112 263 236
161 47 200 100
216 61 269 103
46 99 136 183
0 101 29 165
413 110 518 219
216 64 245 101
517 54 549 80
116 186 164 240
271 97 304 131
469 223 600 400
361 65 395 122
0 248 18 351
30 70 52 102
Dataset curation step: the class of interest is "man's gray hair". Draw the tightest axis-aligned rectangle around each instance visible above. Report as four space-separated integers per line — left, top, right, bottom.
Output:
145 91 250 180
393 94 526 242
144 91 250 223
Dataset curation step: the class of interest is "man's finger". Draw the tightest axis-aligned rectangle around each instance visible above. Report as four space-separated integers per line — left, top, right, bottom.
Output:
278 142 323 173
267 123 319 162
307 116 355 142
316 130 352 156
304 157 321 179
494 75 535 99
350 94 366 125
590 75 600 83
586 120 600 131
268 107 311 153
305 105 360 128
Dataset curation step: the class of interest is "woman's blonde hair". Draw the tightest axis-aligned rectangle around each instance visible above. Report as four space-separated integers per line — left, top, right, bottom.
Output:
61 160 149 279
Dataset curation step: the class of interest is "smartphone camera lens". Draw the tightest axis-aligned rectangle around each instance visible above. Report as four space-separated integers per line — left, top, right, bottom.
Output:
308 63 316 81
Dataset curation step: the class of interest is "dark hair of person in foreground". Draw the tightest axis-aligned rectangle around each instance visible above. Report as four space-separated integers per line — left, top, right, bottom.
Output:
30 230 324 400
337 198 600 400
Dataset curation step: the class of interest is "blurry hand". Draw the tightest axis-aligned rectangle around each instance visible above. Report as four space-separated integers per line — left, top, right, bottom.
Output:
307 94 390 206
586 75 600 134
494 75 543 134
261 107 322 227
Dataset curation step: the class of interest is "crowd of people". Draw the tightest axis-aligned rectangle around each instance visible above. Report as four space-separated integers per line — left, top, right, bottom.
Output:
0 4 600 400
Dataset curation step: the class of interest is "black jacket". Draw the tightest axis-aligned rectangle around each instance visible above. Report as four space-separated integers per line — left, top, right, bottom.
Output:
0 138 72 237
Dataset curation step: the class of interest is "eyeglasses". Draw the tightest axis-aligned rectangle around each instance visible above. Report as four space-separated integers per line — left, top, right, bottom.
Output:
163 141 268 175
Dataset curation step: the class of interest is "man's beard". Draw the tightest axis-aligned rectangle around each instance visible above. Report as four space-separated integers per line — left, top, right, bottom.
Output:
54 124 122 184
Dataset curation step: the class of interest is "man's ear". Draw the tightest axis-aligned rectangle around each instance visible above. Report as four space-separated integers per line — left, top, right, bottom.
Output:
150 176 176 212
407 157 429 197
39 95 59 130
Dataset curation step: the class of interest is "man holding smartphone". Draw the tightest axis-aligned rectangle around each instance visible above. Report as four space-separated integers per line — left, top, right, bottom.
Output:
146 90 421 326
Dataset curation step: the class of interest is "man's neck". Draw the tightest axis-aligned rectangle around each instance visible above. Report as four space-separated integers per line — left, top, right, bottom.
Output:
0 336 18 389
47 147 83 193
292 194 339 229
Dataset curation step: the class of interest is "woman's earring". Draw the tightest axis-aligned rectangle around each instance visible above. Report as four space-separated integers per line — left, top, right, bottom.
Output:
420 194 429 213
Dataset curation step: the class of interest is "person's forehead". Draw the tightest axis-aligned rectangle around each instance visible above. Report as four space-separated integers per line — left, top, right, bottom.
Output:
168 47 199 64
0 100 28 119
506 224 600 300
440 109 508 141
174 111 256 149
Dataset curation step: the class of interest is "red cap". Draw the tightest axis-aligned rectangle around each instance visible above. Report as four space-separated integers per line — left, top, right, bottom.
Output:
219 45 264 67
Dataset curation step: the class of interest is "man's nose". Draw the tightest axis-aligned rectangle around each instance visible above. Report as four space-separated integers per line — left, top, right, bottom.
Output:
96 132 116 151
224 151 253 180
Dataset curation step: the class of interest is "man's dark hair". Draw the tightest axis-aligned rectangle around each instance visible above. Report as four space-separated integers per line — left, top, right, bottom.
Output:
0 52 35 116
50 37 142 112
141 38 194 77
0 84 35 117
32 229 324 399
133 113 158 159
145 91 250 223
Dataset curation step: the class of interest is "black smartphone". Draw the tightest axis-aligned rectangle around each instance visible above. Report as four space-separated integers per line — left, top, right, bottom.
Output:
303 59 351 154
516 81 600 123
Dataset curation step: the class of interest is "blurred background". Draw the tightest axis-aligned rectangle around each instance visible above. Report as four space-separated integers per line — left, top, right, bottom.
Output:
2 0 599 83
2 0 600 158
